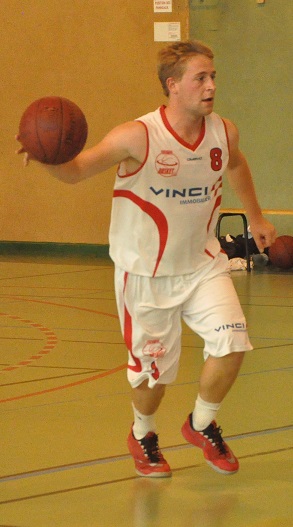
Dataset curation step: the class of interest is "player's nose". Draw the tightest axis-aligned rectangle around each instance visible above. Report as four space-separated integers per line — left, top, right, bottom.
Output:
206 77 216 90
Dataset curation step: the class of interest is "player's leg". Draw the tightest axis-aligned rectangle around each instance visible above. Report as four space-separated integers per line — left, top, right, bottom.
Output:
131 380 165 440
198 351 245 404
114 267 182 477
132 379 166 416
127 381 171 478
181 254 252 474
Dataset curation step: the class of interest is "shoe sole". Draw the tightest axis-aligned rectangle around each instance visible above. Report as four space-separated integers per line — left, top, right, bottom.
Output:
206 459 239 475
135 468 172 478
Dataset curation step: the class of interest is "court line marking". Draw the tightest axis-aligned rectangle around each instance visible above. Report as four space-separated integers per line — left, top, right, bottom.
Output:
1 425 292 484
1 358 291 404
0 294 291 403
0 362 127 404
0 266 111 283
0 295 126 403
0 285 113 291
1 295 119 319
0 369 110 389
1 362 291 402
0 313 58 373
0 446 292 506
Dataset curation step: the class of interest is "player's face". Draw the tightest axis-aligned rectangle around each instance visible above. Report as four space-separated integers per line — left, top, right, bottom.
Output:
171 55 216 116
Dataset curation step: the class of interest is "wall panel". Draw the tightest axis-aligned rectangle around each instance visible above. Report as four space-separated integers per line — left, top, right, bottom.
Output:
1 0 189 243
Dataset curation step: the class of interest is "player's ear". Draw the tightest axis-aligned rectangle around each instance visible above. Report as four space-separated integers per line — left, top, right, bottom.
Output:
166 77 179 95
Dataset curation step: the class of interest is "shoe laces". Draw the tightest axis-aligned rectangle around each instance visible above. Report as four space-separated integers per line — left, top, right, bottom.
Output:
204 423 228 456
139 432 163 463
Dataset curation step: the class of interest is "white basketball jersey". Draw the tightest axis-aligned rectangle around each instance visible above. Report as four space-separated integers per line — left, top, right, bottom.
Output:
109 106 229 277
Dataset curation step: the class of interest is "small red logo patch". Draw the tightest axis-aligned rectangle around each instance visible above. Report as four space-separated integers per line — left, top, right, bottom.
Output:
155 151 179 177
142 339 166 358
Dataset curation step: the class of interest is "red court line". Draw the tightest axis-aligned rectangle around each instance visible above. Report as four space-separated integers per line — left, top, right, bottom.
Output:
0 295 127 403
2 295 119 318
0 363 127 403
0 312 58 373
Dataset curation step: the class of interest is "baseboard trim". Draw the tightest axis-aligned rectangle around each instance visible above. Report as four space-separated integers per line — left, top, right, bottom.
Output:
0 241 110 259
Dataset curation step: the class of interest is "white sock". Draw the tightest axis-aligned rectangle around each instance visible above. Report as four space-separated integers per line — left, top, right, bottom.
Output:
192 395 221 431
132 403 157 440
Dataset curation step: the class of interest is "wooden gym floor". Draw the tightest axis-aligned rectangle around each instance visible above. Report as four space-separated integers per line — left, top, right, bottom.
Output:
0 254 292 526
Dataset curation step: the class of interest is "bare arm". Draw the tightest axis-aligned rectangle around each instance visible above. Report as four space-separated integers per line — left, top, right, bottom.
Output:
224 118 277 251
18 120 147 184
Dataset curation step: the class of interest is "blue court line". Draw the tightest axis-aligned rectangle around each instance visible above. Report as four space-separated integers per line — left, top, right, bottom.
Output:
172 364 293 389
1 324 293 342
1 425 292 483
238 365 293 377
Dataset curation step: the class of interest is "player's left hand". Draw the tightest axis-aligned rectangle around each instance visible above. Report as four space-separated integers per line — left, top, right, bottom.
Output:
249 217 277 253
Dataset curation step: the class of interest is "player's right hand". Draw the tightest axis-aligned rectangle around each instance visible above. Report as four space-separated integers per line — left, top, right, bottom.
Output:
15 134 34 166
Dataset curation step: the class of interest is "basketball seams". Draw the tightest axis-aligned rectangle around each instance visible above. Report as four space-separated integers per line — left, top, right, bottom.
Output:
35 98 48 163
54 97 64 165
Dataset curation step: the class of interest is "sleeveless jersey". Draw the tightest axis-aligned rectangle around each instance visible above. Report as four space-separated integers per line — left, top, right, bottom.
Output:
109 106 229 277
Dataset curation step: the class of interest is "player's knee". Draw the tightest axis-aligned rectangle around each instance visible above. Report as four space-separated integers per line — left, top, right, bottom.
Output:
225 351 245 376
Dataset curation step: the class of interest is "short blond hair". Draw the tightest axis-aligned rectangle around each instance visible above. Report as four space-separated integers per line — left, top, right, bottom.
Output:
157 40 214 96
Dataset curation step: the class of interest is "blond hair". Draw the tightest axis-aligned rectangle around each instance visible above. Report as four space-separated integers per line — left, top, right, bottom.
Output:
157 40 214 96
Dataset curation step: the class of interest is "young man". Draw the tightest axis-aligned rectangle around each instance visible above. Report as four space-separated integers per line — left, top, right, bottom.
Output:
18 40 276 478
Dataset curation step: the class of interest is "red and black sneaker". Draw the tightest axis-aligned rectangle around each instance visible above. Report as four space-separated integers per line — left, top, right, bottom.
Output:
127 428 172 478
181 414 239 475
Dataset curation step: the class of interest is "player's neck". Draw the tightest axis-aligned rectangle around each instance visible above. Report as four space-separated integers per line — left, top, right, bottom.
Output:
164 105 204 145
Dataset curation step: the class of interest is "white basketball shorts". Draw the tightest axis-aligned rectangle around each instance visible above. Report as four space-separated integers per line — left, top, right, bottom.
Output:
114 252 253 389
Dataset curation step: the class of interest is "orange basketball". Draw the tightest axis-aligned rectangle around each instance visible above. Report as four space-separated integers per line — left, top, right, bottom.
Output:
18 96 88 164
268 235 293 269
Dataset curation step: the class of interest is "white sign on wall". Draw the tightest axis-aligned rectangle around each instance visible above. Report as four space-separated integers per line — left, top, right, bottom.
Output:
154 0 172 13
154 22 181 42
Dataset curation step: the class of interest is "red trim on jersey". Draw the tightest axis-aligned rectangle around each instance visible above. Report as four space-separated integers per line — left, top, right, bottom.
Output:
211 177 223 198
207 194 222 233
207 176 223 232
205 247 226 259
113 190 168 277
160 105 205 151
205 248 215 259
117 121 149 178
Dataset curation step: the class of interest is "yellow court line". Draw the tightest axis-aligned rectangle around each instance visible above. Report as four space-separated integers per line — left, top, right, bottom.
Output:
220 208 293 215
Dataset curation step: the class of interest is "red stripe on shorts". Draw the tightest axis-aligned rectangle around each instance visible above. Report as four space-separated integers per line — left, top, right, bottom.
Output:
123 272 142 373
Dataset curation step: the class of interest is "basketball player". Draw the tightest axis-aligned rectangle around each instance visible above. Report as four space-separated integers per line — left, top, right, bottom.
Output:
18 40 276 477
